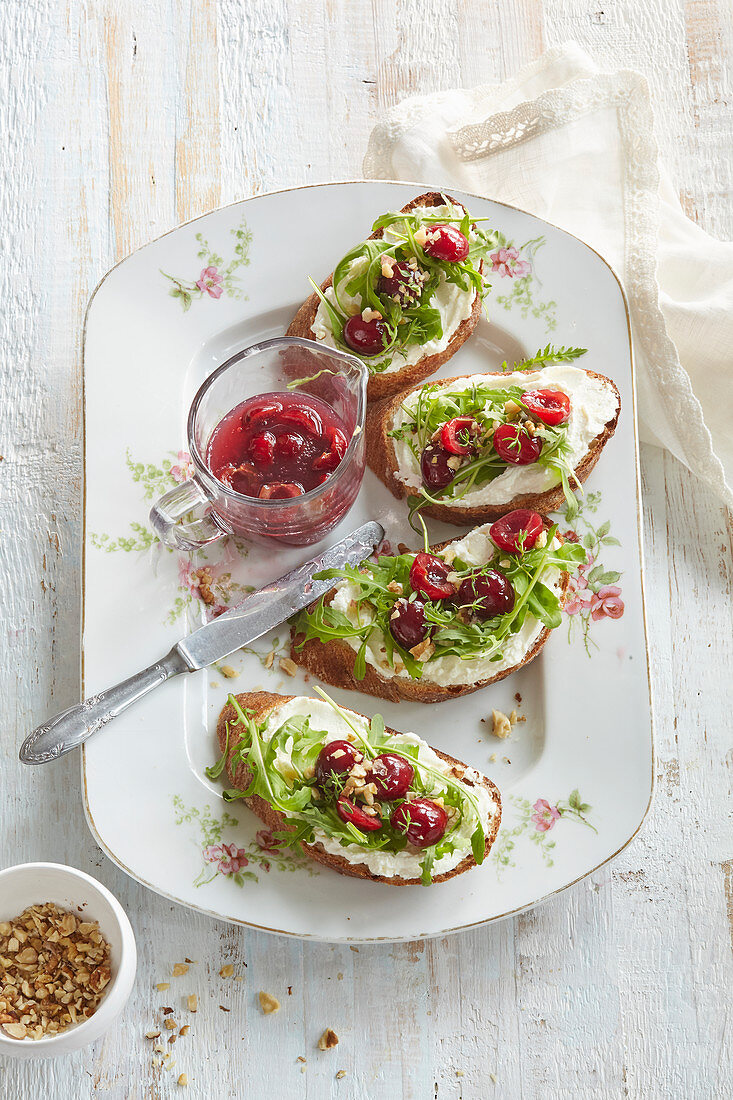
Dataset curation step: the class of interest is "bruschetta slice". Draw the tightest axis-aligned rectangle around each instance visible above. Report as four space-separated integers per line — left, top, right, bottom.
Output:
290 518 585 704
215 690 501 886
365 361 620 523
286 192 489 401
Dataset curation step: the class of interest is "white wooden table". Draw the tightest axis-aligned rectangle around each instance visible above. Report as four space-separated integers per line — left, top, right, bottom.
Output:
1 2 731 1097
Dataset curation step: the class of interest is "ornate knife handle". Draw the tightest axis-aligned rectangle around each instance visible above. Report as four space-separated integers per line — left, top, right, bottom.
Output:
19 649 190 765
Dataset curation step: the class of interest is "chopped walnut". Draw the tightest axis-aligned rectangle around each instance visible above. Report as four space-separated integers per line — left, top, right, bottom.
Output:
0 902 112 1040
490 710 512 739
409 638 435 662
318 1028 339 1050
219 964 234 978
172 963 189 977
386 580 403 594
279 657 298 677
259 991 280 1014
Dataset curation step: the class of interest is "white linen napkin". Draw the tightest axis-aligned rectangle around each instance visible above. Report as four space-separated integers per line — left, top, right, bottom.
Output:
364 43 733 509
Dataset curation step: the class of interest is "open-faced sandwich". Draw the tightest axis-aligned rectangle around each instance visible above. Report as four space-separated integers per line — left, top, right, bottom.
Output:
214 690 501 886
365 351 620 523
286 192 495 401
290 515 585 703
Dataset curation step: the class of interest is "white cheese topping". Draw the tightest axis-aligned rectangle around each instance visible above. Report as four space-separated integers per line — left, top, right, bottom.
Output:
392 364 619 505
262 696 496 879
329 525 563 687
311 204 478 374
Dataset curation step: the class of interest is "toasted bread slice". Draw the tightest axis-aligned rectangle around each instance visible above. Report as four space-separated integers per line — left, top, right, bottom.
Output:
290 529 571 704
217 691 502 886
365 367 620 523
286 192 484 402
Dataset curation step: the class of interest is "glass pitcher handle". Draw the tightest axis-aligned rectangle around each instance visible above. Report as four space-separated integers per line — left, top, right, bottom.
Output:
149 478 224 551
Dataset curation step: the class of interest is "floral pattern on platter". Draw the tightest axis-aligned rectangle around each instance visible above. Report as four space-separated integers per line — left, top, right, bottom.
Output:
173 797 316 888
90 450 253 624
492 789 596 876
161 218 252 310
490 234 558 333
555 490 624 656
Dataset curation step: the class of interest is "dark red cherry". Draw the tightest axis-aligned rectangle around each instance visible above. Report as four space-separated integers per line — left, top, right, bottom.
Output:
420 443 455 491
522 388 571 426
257 481 304 499
275 431 306 459
241 400 283 430
313 426 348 471
490 509 544 553
343 315 387 357
336 797 382 832
440 417 478 456
389 597 429 650
248 431 276 466
278 403 323 437
378 260 425 306
422 224 470 262
390 798 448 848
492 423 543 465
409 552 455 601
367 753 414 800
315 740 363 795
217 462 258 495
457 569 515 619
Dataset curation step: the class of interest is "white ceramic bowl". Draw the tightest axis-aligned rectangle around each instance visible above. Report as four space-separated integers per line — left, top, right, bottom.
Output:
0 863 137 1058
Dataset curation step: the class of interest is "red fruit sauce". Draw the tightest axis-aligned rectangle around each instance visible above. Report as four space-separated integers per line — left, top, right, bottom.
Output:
207 392 350 500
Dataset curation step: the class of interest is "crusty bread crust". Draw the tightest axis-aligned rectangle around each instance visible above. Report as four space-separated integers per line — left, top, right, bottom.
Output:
365 368 621 523
289 533 570 704
217 691 502 886
286 192 483 402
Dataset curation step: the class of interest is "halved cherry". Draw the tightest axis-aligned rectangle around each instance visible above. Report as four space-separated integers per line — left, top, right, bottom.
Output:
409 552 455 601
421 443 455 491
457 569 515 619
315 740 363 795
278 403 323 437
337 797 382 832
275 431 307 459
313 426 348 471
248 431 276 466
241 399 283 430
440 417 479 456
522 388 571 426
490 509 544 553
343 315 387 357
390 798 448 848
422 224 470 263
366 753 414 800
389 597 429 650
378 260 425 306
492 423 543 466
218 462 258 495
258 482 304 499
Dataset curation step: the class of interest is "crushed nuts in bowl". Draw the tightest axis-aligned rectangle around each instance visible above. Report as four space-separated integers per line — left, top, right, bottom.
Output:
0 863 137 1058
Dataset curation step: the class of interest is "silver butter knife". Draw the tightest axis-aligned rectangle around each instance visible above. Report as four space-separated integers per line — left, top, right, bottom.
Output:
20 520 384 765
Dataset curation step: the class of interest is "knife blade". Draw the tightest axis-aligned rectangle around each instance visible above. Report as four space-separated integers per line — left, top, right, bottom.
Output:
19 520 384 764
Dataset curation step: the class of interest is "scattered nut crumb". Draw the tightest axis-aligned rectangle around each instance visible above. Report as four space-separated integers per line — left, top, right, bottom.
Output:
219 964 234 978
187 995 197 1012
489 753 497 763
265 650 275 669
336 972 343 980
490 710 512 739
490 1072 498 1083
456 1069 464 1077
220 664 238 679
259 991 280 1014
179 1025 190 1036
156 982 171 991
279 657 298 677
318 1028 339 1050
177 1073 188 1086
146 1030 161 1040
172 963 189 977
336 1069 346 1079
164 1018 177 1030
162 1007 174 1015
297 1056 306 1063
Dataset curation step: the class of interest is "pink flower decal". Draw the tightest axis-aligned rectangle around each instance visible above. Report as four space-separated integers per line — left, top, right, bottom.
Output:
202 842 249 875
170 450 193 483
531 799 561 833
490 247 531 279
590 584 625 621
195 265 224 299
255 828 279 855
